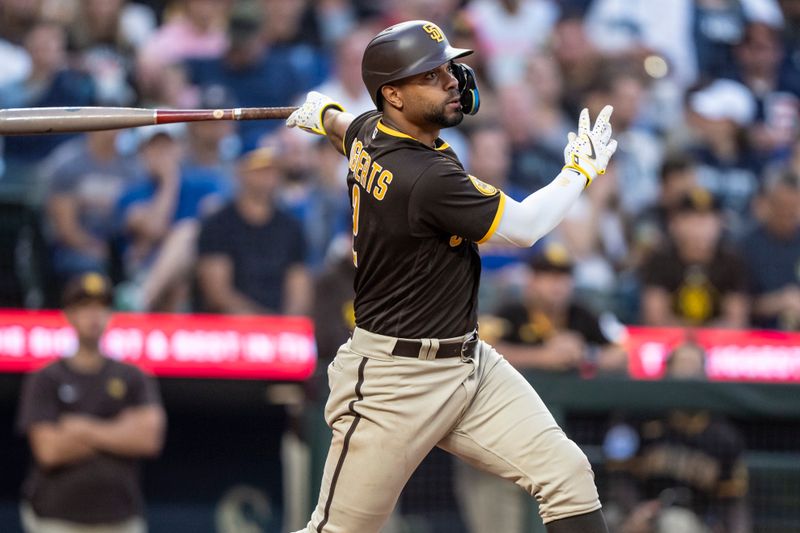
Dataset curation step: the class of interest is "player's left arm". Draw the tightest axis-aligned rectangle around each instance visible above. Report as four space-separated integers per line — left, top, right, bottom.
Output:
60 405 166 458
484 106 618 247
286 91 355 156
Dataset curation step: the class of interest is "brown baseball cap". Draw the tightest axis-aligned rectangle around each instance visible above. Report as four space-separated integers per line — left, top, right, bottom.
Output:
671 187 722 215
62 272 113 308
529 242 574 274
238 147 279 172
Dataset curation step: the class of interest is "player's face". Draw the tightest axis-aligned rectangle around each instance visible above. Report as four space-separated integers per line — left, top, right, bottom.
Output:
529 271 573 310
65 300 111 346
670 211 721 252
405 63 463 128
239 165 281 198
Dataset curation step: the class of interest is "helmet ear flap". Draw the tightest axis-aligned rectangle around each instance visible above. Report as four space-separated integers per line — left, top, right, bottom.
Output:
452 62 480 116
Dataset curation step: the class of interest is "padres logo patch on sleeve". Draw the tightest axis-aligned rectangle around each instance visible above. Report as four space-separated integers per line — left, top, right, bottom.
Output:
468 175 498 196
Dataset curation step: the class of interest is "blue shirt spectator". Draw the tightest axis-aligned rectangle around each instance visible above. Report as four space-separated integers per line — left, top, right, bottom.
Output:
115 125 222 275
42 131 138 277
741 171 800 329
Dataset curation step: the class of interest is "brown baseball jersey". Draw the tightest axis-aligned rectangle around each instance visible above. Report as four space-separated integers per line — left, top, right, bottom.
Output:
16 358 161 524
344 111 505 339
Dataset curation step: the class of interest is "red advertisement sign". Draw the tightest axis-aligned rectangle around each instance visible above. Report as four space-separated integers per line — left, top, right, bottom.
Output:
626 326 800 383
0 310 317 380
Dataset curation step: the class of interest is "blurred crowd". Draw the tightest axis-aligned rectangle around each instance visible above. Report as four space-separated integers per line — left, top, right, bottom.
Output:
0 0 798 363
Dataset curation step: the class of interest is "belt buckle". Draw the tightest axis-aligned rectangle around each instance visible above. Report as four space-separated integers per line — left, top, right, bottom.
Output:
460 331 478 361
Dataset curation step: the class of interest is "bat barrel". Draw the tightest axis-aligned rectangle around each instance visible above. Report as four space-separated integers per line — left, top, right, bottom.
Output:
0 107 156 135
0 106 299 135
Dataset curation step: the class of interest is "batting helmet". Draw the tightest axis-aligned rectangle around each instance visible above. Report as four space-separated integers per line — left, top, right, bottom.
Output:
362 20 473 110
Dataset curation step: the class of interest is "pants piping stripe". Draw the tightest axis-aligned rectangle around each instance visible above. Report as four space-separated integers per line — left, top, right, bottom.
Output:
317 356 368 533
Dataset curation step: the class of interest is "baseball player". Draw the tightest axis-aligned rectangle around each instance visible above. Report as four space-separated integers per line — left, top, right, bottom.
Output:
286 20 617 533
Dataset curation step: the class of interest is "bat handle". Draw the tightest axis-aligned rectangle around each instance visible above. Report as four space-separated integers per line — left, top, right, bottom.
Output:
237 107 299 120
155 107 299 124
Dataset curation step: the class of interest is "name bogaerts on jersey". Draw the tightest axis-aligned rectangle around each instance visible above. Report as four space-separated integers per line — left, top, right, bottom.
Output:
348 138 394 201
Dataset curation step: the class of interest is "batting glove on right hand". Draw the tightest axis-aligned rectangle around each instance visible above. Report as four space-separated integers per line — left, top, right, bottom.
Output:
286 91 345 136
563 105 618 188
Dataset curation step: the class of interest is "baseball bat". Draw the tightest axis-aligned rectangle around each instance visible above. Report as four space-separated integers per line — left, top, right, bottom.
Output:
0 106 299 135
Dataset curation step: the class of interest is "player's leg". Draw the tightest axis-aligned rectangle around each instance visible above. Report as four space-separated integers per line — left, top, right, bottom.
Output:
297 339 476 533
545 510 608 532
438 341 607 532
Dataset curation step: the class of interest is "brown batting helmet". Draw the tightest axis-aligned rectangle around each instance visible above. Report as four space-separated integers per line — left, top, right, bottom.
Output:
362 20 473 109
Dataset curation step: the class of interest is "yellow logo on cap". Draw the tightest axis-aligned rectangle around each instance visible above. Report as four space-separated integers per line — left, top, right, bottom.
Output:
82 273 106 296
423 23 445 43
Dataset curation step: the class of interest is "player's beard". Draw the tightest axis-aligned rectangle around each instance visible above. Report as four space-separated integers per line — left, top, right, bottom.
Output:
423 97 463 128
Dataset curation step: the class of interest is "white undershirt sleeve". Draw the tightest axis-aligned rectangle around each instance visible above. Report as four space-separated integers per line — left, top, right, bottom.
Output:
486 168 588 248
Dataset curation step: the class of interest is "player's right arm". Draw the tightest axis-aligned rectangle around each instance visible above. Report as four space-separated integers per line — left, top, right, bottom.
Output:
485 106 618 248
17 372 96 469
28 423 98 468
286 91 355 156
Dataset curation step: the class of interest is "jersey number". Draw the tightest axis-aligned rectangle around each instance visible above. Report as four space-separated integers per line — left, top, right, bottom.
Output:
351 186 360 267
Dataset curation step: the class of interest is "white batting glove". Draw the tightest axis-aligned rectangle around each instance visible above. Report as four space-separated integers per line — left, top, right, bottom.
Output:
286 91 345 136
563 105 618 188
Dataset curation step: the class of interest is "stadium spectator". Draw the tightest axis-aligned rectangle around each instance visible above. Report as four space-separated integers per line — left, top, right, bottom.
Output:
0 21 95 193
0 35 30 88
632 154 700 266
584 0 784 89
584 61 663 216
639 188 750 328
42 130 138 281
136 0 229 98
779 0 800 67
487 242 628 374
66 0 156 107
741 169 800 330
506 52 573 194
181 84 239 197
16 272 165 533
732 22 800 163
465 0 560 87
549 65 657 305
261 0 318 47
0 0 40 45
196 147 311 315
380 0 463 28
185 2 325 151
279 137 351 271
554 158 629 307
550 11 604 117
684 79 762 237
306 0 360 47
602 342 751 533
308 25 375 117
115 124 222 311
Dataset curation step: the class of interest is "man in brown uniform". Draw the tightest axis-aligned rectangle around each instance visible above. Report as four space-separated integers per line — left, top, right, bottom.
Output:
287 20 618 533
16 273 165 533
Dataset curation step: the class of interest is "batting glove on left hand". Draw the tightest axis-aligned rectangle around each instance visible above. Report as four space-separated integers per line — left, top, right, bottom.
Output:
286 91 345 136
563 105 618 188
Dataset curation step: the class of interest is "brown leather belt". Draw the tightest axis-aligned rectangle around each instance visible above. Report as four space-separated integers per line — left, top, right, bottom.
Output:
391 335 478 359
